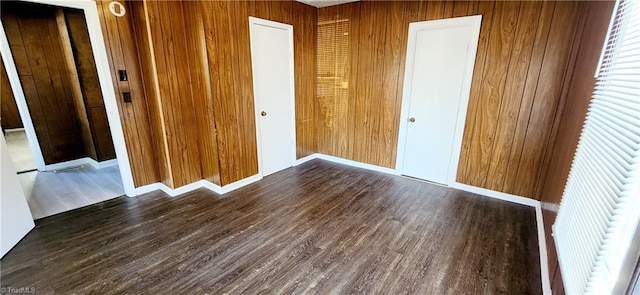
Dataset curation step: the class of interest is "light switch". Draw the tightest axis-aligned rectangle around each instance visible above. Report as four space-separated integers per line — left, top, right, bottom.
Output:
122 92 132 103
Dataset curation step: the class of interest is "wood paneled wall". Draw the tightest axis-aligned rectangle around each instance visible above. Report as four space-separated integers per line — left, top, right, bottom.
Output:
97 0 161 186
1 62 22 130
92 1 316 187
63 9 116 162
535 2 615 293
211 0 317 184
118 0 316 187
318 0 591 199
1 2 86 164
135 1 208 187
57 8 98 161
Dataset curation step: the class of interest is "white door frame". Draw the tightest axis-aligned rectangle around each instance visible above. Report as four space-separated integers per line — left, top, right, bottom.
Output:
0 0 136 196
395 15 482 186
248 16 296 177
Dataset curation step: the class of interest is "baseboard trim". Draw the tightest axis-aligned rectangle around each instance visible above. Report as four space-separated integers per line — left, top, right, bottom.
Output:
133 174 263 198
3 128 25 133
45 158 89 171
294 153 399 175
45 157 118 171
220 174 262 194
450 182 539 207
536 204 552 295
87 158 118 169
294 154 319 165
132 183 165 196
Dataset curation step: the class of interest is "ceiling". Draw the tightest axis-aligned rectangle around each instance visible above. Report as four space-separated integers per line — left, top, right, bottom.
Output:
295 0 359 8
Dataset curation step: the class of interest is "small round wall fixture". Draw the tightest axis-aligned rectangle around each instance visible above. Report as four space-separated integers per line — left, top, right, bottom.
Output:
109 1 126 17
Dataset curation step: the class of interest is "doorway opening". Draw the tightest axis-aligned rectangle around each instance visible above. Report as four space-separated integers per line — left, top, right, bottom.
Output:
1 1 125 219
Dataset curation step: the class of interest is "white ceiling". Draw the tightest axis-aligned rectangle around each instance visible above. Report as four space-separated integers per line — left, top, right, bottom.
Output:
295 0 359 8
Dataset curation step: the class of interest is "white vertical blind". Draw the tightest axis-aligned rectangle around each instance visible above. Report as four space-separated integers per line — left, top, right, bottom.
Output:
553 0 640 294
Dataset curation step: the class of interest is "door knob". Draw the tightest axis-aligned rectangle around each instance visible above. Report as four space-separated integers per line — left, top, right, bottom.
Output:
409 117 415 122
261 111 267 117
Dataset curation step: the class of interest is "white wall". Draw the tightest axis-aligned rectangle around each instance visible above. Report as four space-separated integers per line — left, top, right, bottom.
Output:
1 132 34 257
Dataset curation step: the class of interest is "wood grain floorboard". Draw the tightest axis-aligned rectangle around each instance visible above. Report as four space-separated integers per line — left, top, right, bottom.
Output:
17 165 124 219
0 160 541 294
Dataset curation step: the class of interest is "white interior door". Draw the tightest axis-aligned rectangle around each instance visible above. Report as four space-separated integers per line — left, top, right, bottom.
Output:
1 133 35 258
249 17 296 177
396 16 482 185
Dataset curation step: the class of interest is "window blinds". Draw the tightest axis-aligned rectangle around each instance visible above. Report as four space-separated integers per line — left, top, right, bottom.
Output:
553 0 640 294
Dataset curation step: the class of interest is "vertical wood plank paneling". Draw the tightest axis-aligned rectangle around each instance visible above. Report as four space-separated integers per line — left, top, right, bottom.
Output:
318 1 592 199
64 11 105 108
144 1 203 187
0 62 22 129
346 2 361 160
443 1 455 18
317 5 335 155
426 1 447 20
182 1 221 185
154 1 185 186
295 2 318 159
128 0 172 186
86 107 116 161
63 9 116 161
501 1 556 193
484 1 543 191
510 1 583 197
201 0 229 185
233 1 258 181
36 12 85 161
56 9 98 161
142 0 177 187
333 4 350 158
457 0 495 181
208 1 239 185
353 1 374 164
225 1 245 182
369 2 390 166
322 6 333 155
532 4 587 200
461 1 521 187
418 1 429 20
452 1 469 18
381 1 405 168
96 0 160 186
172 1 203 186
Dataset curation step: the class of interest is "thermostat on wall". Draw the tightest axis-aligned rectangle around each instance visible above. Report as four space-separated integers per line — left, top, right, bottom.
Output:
109 1 126 17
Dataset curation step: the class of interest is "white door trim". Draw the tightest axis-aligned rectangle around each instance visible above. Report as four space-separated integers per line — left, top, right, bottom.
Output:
248 16 296 178
395 15 482 186
0 0 136 196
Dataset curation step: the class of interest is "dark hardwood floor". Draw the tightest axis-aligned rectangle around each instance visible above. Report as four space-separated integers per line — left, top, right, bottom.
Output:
1 159 541 294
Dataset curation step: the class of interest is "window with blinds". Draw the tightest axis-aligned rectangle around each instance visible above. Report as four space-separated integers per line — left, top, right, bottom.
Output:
553 0 640 294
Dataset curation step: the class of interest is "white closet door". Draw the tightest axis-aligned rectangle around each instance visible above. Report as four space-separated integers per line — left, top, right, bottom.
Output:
249 17 296 177
397 16 481 185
